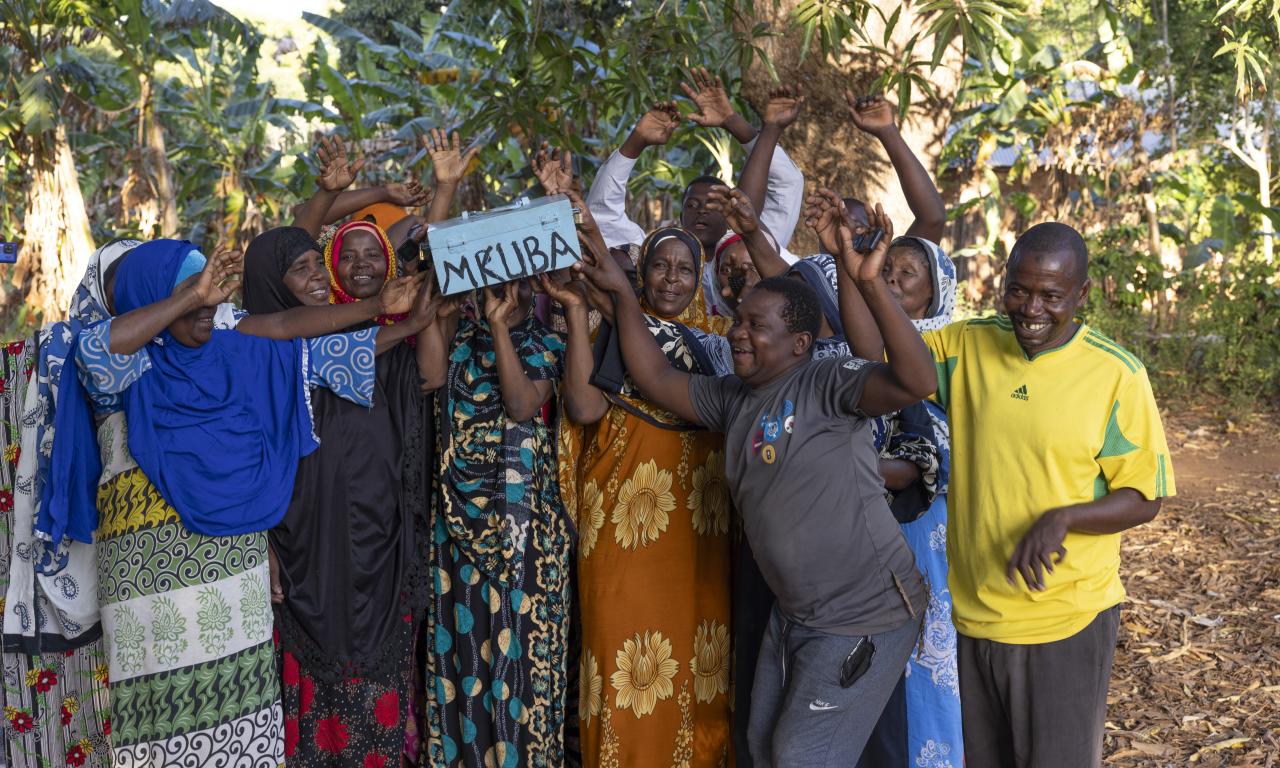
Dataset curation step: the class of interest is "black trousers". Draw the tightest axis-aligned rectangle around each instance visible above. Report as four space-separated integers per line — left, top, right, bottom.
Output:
958 606 1121 768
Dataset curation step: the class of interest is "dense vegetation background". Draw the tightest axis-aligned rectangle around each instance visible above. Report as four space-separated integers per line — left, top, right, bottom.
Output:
1 0 1276 410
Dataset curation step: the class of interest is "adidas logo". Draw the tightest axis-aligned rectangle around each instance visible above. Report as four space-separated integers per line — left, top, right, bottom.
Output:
1011 384 1029 401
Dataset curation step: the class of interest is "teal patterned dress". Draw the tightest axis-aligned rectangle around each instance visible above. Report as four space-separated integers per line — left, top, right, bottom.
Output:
424 314 573 767
75 321 376 766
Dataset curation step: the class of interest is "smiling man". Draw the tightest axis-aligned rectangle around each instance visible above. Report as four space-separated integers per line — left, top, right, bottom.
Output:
922 222 1176 768
577 204 937 766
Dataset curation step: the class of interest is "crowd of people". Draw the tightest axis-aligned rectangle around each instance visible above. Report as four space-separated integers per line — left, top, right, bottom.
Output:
0 71 1176 768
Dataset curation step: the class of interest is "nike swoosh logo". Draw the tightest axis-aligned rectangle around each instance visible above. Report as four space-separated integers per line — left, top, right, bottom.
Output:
808 702 839 712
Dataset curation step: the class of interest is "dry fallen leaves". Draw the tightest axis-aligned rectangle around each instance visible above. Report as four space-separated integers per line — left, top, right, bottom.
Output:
1105 408 1280 767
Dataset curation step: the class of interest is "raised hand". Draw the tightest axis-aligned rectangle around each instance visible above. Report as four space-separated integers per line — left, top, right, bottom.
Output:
386 178 433 208
537 270 586 310
314 135 366 192
680 67 736 128
532 142 575 196
483 281 522 331
705 185 760 235
762 84 805 129
804 187 847 257
845 92 896 138
573 234 633 297
194 248 243 307
835 201 894 283
633 101 681 147
424 128 482 187
378 273 427 316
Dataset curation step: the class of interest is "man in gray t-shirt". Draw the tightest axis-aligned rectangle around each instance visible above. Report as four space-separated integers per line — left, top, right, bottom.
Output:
689 356 925 638
575 202 937 767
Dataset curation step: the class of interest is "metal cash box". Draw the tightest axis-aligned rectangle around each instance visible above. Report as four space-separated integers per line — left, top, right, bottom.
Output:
427 194 580 295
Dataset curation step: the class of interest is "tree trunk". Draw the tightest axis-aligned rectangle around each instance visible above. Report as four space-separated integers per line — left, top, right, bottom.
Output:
145 83 180 238
13 124 96 323
740 3 962 256
127 73 181 238
1260 96 1273 264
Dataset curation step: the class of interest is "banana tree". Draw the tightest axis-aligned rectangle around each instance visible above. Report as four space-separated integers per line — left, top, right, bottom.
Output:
0 1 98 326
85 0 257 238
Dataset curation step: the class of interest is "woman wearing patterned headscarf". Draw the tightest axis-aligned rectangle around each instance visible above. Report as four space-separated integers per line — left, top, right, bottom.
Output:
867 235 962 768
244 225 438 768
553 224 735 766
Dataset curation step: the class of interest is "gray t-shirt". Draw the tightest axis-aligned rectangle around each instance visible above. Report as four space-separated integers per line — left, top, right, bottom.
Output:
689 356 926 636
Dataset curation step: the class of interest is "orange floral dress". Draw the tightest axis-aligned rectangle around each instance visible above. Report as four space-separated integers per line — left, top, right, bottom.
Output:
560 283 733 767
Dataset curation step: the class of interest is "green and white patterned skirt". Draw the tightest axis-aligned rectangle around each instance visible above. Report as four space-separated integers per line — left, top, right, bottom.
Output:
96 467 283 767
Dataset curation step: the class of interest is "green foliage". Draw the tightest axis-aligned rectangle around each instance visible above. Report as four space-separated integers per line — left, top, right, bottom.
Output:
293 1 773 212
1086 247 1280 412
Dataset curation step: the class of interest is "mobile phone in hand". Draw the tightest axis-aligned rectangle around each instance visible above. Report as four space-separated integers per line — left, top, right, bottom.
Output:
0 242 18 264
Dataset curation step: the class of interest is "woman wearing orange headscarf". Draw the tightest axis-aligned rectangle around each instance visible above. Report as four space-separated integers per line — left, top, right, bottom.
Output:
553 225 734 766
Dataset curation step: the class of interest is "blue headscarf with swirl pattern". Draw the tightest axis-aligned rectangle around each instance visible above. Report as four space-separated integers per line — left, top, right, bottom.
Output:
109 239 321 536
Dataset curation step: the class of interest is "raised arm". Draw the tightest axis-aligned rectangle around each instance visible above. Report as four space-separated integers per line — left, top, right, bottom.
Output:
575 242 700 424
739 85 804 215
834 204 936 416
424 128 481 223
107 249 241 354
320 179 432 232
680 67 757 144
705 186 787 279
805 188 883 359
587 102 678 248
484 282 554 422
291 135 366 237
846 93 945 243
539 272 608 425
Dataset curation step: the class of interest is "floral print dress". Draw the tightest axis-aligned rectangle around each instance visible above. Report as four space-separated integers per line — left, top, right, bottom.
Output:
424 314 573 767
1 339 112 768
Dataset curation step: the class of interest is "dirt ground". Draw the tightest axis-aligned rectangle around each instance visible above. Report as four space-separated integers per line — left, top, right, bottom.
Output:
1105 408 1280 766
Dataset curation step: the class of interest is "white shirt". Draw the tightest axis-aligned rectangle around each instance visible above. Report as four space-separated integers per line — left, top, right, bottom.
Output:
586 140 805 263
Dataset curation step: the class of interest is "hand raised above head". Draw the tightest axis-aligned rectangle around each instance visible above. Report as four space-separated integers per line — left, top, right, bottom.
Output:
386 178 433 208
680 67 736 128
835 201 894 283
845 92 897 137
532 142 575 197
633 101 681 147
424 128 482 186
762 84 805 129
314 134 366 192
803 187 847 257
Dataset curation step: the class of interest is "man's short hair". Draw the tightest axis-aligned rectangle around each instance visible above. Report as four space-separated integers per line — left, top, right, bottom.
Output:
752 276 821 338
684 175 726 195
1009 222 1089 284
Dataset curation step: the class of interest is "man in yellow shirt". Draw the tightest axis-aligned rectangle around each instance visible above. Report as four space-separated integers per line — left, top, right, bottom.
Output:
923 222 1175 767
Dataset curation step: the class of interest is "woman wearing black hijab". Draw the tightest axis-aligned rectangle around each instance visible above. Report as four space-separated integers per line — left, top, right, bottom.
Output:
243 226 438 767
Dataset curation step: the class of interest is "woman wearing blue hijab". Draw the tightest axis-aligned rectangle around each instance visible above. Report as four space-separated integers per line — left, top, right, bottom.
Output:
72 239 388 766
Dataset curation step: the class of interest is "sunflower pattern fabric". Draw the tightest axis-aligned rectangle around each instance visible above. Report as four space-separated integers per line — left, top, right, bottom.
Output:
558 262 733 766
425 314 573 767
